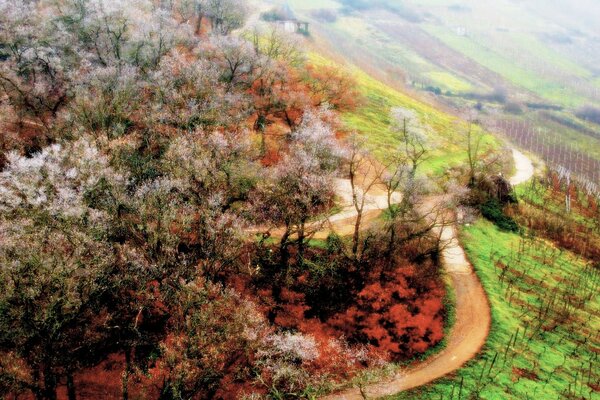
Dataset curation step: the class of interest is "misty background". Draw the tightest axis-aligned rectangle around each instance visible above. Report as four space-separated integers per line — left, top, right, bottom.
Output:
274 0 600 186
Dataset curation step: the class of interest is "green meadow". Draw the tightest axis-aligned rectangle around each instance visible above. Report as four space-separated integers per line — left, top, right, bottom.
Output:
388 219 600 399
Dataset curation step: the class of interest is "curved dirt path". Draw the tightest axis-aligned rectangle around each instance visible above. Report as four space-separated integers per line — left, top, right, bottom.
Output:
510 149 535 186
322 150 534 399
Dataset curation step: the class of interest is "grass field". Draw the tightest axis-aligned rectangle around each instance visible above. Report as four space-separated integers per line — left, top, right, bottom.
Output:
422 25 589 108
425 71 473 93
308 54 499 176
344 66 498 176
387 219 600 399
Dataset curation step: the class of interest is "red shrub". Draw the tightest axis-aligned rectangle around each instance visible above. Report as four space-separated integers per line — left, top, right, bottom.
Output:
328 266 445 360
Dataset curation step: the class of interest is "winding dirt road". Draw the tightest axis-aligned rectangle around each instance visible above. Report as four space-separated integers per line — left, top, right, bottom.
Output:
321 150 535 399
510 149 535 186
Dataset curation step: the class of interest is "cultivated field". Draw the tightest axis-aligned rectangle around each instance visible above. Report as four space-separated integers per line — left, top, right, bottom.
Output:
389 219 600 399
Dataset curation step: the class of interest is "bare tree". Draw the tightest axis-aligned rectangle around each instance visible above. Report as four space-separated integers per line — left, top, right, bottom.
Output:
205 0 249 35
245 27 305 67
390 108 429 210
0 1 70 130
242 28 306 149
464 119 483 187
347 134 385 262
210 35 257 90
381 157 407 259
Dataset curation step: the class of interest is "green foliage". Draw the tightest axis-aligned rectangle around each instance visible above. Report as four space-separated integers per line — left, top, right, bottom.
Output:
480 198 519 232
326 232 344 254
260 8 288 22
115 143 163 185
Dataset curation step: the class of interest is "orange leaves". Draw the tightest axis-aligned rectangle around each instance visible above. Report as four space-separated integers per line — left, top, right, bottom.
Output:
304 64 361 112
329 265 445 360
274 288 310 329
261 149 281 167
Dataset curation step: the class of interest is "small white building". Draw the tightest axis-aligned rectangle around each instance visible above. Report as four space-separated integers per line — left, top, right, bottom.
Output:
275 20 309 35
279 20 297 33
455 26 467 36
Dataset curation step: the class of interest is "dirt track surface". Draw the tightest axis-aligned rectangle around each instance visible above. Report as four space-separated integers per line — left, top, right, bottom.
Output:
321 150 534 399
510 149 535 186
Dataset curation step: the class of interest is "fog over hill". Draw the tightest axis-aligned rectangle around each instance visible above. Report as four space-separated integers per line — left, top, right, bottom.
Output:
283 0 600 185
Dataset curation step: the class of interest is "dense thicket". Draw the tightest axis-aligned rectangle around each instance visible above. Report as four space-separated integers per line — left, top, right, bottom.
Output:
0 1 446 398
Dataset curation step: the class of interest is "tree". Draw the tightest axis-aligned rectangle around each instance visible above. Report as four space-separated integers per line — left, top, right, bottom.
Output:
0 1 71 130
246 27 305 67
150 50 250 131
381 156 408 259
245 27 308 140
0 220 119 400
346 134 385 262
374 109 443 263
142 281 268 399
0 138 142 400
55 0 191 69
209 35 258 90
255 110 342 268
465 119 483 187
205 0 249 35
390 108 430 209
304 64 359 111
175 0 208 33
161 130 258 280
458 115 501 189
70 65 143 139
0 0 194 144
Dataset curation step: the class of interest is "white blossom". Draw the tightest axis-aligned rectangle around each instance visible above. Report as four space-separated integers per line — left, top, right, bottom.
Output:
261 332 319 362
0 137 126 218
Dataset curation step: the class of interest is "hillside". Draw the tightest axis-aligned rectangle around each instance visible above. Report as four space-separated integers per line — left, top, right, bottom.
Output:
0 0 487 398
0 1 599 400
284 0 600 186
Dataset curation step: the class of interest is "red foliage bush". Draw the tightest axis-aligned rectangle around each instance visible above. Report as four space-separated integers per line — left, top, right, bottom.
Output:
273 288 310 328
328 265 445 360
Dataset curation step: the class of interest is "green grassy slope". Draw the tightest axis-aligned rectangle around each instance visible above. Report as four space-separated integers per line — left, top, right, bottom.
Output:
309 54 498 176
388 219 600 399
422 25 589 108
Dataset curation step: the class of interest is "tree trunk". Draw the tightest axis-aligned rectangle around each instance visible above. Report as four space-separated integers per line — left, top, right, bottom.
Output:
260 130 266 157
32 367 44 400
468 174 476 188
66 372 76 400
255 114 267 156
386 224 396 267
280 226 291 271
352 211 362 261
42 365 57 400
297 219 307 264
122 348 131 400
